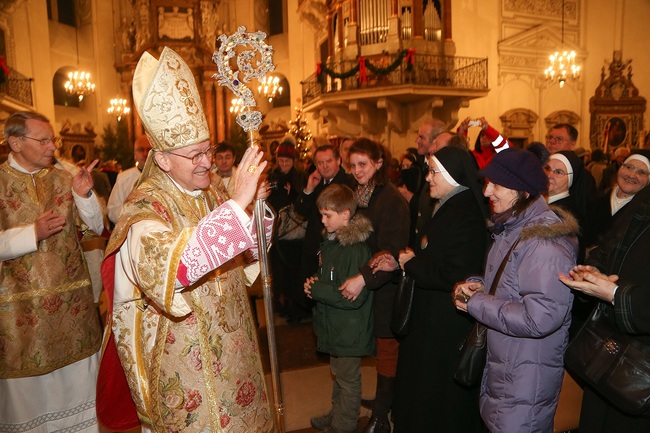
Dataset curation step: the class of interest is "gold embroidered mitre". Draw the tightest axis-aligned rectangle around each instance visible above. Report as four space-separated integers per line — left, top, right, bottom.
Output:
132 46 209 151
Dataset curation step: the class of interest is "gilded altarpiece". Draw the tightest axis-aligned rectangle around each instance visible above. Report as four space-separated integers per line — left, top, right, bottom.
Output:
589 51 646 151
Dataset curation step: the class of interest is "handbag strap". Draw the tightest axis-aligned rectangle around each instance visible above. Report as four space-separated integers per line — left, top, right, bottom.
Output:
487 238 521 296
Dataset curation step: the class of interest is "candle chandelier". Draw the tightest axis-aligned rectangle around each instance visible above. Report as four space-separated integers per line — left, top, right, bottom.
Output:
65 71 96 101
257 75 283 102
230 98 244 114
107 98 131 121
544 0 581 88
64 28 96 101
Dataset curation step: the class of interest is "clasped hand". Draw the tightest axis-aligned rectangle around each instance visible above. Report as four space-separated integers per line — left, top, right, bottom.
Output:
370 248 414 273
453 281 484 312
559 265 619 304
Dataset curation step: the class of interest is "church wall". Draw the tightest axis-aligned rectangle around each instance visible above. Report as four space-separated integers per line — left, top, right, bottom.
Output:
5 0 649 154
10 1 56 121
453 0 650 149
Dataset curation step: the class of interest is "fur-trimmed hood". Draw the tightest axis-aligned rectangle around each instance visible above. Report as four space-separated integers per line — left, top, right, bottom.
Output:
333 213 373 246
519 204 580 241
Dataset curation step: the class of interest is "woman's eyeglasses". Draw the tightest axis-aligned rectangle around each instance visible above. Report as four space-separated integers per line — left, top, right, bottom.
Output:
544 165 571 176
621 163 650 177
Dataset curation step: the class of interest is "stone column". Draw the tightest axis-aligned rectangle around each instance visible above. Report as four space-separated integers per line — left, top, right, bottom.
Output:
203 78 216 142
443 0 452 40
216 86 227 142
413 0 423 39
327 12 334 59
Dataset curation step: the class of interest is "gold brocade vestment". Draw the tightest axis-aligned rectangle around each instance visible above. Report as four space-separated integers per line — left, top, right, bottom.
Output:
106 168 274 433
0 163 101 378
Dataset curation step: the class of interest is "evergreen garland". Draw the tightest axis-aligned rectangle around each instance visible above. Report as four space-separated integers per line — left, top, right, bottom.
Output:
319 62 360 80
317 50 414 80
364 50 408 75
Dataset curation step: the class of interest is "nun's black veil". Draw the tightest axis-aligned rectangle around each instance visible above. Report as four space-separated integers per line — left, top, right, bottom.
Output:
433 146 490 219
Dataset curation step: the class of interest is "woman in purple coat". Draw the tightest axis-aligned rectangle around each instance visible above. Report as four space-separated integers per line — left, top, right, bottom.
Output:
454 148 579 433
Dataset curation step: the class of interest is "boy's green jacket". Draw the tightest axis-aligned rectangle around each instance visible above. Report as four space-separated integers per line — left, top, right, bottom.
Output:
310 214 375 357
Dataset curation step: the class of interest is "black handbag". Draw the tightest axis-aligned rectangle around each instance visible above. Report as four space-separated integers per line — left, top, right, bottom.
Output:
390 272 415 338
454 239 519 388
276 204 307 240
565 302 650 416
453 322 488 388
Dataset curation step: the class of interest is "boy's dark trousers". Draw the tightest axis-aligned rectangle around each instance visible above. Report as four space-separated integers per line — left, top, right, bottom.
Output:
330 355 362 433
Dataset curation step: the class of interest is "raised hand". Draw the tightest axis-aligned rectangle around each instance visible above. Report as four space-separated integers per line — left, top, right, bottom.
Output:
231 147 267 210
305 170 322 194
72 159 99 197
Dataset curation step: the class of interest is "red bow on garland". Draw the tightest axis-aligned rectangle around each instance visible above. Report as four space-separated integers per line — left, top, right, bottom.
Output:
316 62 322 76
0 56 9 84
358 57 367 83
406 49 416 66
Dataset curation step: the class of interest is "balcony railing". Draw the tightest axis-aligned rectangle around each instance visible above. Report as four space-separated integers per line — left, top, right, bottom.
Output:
0 67 34 107
302 53 488 105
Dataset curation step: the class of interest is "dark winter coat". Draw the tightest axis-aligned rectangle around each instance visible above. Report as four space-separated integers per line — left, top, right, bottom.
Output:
393 189 488 433
357 182 410 338
583 188 637 249
267 166 306 214
310 214 374 357
467 197 579 433
580 185 650 432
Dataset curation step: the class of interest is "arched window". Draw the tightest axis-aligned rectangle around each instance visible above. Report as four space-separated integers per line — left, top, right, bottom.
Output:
53 67 80 108
272 75 290 108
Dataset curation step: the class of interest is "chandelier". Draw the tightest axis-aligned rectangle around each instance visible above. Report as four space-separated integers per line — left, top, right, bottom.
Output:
107 98 131 121
544 0 580 88
257 76 283 102
64 71 96 101
64 28 96 101
230 98 244 114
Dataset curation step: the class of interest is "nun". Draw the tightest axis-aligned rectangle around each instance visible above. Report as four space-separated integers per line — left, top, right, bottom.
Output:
546 150 588 223
373 146 490 433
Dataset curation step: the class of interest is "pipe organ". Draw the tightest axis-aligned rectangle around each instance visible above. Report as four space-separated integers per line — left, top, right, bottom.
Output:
359 0 389 45
352 0 443 47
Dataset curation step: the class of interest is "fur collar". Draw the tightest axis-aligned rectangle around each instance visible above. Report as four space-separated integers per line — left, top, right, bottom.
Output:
520 205 580 241
332 214 373 246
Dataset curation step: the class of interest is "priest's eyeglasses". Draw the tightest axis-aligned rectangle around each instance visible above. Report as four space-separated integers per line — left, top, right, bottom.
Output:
22 135 60 146
167 146 215 165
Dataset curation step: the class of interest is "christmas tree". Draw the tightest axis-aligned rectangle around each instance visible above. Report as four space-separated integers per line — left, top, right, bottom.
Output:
288 106 312 160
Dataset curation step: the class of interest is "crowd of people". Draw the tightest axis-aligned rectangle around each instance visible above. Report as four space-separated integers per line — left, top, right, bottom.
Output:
1 45 649 433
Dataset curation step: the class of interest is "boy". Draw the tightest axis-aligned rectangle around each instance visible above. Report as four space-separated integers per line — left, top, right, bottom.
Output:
304 184 374 433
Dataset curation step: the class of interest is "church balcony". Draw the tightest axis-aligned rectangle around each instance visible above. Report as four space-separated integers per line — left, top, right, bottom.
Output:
0 67 34 110
301 52 489 137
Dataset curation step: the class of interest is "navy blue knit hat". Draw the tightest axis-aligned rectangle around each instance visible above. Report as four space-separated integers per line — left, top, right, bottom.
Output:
479 148 548 196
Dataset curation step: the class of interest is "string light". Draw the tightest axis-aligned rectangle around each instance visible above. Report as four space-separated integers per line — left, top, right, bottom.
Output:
289 106 312 160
